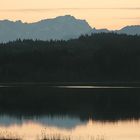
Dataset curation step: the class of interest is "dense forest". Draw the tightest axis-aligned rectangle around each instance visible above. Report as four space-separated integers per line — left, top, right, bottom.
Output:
0 33 140 82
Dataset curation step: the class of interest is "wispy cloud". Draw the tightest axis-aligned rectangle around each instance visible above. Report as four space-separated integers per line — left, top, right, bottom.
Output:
1 8 140 12
119 17 140 20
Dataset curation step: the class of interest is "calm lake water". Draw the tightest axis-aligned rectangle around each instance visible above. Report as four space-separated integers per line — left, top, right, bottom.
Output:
0 85 140 140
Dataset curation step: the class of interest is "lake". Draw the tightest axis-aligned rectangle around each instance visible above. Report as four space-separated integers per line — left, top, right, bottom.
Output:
0 85 140 140
0 115 140 140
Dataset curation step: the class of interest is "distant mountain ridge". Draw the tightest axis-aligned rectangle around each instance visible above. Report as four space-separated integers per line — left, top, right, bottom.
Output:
0 15 92 42
0 15 140 42
116 25 140 35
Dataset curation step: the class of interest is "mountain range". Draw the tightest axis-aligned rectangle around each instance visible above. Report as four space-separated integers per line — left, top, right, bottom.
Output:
0 15 140 42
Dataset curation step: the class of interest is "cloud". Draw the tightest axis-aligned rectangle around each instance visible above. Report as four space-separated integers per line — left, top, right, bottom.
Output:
119 17 140 20
1 7 140 12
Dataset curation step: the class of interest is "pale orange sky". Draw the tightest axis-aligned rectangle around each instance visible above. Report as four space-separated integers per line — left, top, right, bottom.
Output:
0 0 140 29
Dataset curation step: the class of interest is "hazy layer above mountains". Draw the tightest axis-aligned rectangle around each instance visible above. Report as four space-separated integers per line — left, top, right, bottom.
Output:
0 15 140 42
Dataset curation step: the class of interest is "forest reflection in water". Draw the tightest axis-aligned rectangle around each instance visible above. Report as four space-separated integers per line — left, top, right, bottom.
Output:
0 85 140 121
0 85 140 140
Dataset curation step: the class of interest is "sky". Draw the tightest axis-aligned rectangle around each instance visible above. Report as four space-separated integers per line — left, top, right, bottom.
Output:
0 0 140 29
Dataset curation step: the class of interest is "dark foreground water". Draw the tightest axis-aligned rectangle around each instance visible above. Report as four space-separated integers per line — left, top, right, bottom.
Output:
0 85 140 140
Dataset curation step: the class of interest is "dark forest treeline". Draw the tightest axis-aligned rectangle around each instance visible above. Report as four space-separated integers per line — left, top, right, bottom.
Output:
0 33 140 82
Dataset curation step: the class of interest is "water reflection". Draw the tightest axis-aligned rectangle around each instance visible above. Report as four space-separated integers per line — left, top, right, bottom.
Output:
57 86 135 89
0 115 140 140
0 115 84 128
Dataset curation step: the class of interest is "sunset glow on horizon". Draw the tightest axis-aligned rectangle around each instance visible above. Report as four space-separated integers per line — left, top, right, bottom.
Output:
0 0 140 29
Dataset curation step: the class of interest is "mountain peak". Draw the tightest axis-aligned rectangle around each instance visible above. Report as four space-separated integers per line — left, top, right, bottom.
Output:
15 20 23 23
0 15 140 43
0 15 92 42
55 15 76 20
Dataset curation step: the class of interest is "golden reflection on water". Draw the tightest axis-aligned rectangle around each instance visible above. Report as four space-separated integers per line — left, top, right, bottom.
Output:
0 119 140 140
